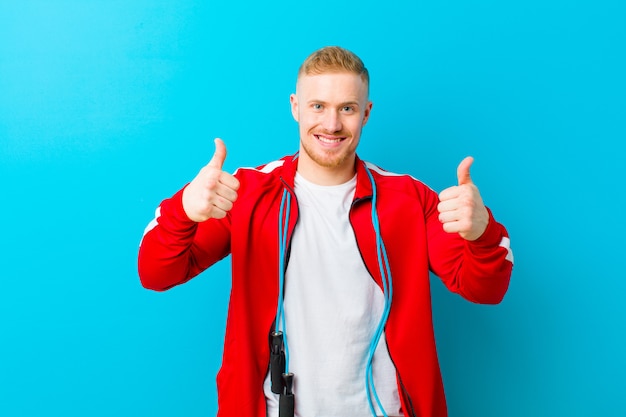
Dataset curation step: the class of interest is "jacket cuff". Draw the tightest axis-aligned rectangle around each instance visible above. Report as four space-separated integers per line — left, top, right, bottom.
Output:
161 185 198 229
468 207 503 249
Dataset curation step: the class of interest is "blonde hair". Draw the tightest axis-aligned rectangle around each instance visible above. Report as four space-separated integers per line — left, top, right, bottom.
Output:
297 46 369 88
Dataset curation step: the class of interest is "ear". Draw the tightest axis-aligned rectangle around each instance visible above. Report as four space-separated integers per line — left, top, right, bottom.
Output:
361 101 373 126
290 93 299 122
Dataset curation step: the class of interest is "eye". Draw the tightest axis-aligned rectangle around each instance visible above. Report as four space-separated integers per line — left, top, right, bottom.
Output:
342 106 355 113
312 103 323 110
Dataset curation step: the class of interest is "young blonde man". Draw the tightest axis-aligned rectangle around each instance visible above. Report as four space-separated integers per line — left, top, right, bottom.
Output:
139 46 513 417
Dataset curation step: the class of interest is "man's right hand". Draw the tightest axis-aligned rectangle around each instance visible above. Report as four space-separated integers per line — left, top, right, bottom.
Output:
182 138 241 222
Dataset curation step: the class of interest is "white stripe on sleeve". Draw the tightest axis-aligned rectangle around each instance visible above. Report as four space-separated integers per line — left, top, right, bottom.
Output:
500 236 514 263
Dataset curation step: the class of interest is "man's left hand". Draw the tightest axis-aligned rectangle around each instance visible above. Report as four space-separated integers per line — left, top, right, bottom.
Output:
437 156 489 241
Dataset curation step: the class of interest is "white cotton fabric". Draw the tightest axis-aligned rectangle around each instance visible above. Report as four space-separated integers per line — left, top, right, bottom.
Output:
264 173 402 417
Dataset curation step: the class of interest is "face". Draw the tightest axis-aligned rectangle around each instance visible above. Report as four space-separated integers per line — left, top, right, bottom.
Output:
290 72 372 181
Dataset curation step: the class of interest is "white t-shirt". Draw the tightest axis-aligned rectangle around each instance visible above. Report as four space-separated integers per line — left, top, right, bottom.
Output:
264 173 402 417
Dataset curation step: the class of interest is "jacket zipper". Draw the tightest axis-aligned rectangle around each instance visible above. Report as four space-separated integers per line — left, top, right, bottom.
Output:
350 196 418 417
395 363 418 417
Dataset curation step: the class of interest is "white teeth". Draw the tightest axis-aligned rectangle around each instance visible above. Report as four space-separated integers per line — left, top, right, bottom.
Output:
316 135 342 143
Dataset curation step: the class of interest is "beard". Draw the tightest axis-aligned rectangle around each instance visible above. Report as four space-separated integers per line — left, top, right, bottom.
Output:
300 136 355 169
300 127 361 169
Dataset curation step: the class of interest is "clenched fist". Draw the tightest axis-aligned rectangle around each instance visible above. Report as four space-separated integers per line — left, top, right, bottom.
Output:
182 138 240 222
437 156 489 241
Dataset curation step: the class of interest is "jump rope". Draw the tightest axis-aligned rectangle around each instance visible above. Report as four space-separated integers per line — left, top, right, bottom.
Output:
270 162 394 417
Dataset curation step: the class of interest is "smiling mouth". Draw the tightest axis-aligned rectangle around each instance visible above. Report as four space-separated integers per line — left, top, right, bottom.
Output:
315 134 345 144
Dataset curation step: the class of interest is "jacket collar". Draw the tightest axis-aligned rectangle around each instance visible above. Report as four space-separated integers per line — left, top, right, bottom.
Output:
280 152 374 201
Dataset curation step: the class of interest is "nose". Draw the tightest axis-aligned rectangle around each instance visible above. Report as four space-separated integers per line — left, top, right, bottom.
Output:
322 110 342 133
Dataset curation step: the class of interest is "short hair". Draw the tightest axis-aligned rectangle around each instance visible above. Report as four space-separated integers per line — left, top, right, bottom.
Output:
297 46 370 88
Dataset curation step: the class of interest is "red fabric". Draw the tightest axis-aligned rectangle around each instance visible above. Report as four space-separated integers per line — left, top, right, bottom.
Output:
138 154 513 417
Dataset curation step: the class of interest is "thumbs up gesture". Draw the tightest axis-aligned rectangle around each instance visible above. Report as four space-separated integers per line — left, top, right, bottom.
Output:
437 157 489 241
182 138 241 222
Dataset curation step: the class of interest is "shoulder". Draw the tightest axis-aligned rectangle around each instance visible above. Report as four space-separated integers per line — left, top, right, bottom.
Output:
234 158 286 177
360 160 440 214
233 155 293 185
231 155 294 201
363 160 435 194
360 160 440 211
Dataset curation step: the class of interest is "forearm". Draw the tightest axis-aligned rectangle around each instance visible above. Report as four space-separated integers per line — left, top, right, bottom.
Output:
430 208 513 304
138 187 231 291
457 210 513 303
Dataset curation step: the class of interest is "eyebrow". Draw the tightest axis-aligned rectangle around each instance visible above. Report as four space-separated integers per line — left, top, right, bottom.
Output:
307 99 360 107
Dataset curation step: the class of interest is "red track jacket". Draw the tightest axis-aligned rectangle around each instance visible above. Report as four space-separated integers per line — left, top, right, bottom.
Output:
138 154 513 417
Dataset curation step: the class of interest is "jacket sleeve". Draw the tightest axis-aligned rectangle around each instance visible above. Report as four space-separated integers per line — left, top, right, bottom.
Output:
425 187 513 304
137 186 232 291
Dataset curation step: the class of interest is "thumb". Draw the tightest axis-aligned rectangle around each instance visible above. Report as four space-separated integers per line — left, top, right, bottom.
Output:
457 156 474 185
207 138 227 169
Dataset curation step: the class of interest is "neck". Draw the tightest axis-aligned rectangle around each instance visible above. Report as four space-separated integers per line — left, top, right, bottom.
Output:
296 153 357 186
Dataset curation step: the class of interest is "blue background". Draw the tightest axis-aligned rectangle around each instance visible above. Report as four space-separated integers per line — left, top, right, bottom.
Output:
1 1 624 416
